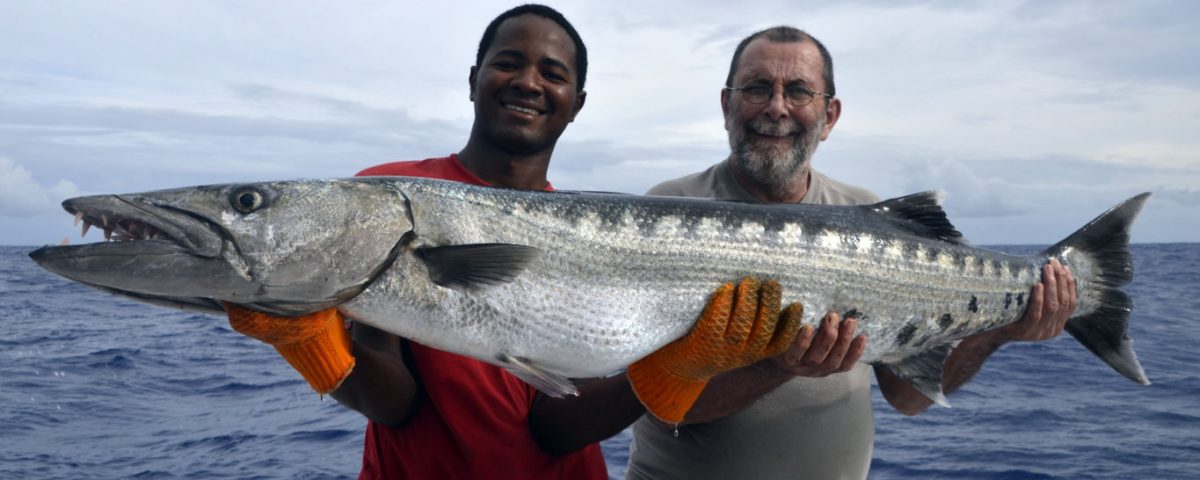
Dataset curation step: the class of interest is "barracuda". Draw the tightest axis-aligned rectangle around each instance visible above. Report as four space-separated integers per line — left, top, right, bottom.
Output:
29 177 1151 403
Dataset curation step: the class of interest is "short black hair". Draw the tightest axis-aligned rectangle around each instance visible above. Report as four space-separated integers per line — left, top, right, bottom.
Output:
474 4 588 92
724 26 835 97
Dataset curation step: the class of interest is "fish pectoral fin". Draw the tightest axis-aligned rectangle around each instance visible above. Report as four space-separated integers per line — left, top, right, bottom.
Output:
879 341 958 408
501 354 579 398
416 243 539 290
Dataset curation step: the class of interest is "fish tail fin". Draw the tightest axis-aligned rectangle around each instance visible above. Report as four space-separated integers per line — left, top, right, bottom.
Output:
1043 192 1151 385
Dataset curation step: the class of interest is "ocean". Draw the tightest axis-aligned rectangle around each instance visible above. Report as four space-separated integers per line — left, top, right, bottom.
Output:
2 243 1197 479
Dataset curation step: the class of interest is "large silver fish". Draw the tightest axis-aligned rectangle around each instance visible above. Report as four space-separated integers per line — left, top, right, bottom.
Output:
28 177 1150 403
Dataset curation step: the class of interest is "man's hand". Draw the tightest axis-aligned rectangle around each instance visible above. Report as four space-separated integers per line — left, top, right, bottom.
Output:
627 277 803 423
224 303 355 394
987 258 1077 343
772 310 867 378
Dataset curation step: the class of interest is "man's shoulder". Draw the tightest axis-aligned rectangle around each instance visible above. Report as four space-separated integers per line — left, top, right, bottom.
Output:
646 162 725 197
810 170 881 205
355 156 455 177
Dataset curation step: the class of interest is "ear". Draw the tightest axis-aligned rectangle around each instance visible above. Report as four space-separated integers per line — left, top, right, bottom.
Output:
468 66 479 102
568 90 586 122
820 96 841 141
720 88 732 129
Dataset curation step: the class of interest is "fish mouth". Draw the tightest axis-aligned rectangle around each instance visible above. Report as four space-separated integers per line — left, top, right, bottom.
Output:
62 194 225 256
29 194 232 313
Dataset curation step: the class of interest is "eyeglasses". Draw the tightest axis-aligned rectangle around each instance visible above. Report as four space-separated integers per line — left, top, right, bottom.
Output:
724 84 832 106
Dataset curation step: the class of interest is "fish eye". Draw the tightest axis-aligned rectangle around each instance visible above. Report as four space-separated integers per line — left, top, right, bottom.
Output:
230 188 266 214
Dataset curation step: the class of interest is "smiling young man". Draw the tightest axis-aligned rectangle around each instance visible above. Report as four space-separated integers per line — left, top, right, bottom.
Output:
224 6 802 479
227 6 609 479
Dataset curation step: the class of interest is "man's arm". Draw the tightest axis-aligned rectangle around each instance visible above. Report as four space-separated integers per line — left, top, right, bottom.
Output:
878 259 1078 415
670 311 867 425
225 307 423 426
328 323 421 426
528 376 646 455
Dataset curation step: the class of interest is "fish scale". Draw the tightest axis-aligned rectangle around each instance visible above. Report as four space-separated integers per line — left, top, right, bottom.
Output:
29 177 1151 404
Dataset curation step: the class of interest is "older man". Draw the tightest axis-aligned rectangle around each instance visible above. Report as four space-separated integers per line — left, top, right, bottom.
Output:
626 26 1077 480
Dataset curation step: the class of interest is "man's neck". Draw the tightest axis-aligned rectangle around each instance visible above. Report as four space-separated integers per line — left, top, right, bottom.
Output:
728 156 811 204
457 142 552 190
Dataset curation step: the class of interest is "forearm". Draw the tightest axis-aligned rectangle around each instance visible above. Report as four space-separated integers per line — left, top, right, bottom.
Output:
675 359 794 425
329 323 419 427
528 375 646 455
879 332 1005 416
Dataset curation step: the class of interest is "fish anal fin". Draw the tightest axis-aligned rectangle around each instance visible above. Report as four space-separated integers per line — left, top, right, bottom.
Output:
870 191 964 244
880 342 958 407
417 243 539 290
501 354 578 397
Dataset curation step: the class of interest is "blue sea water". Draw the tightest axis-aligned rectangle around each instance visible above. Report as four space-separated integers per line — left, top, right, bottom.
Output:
2 244 1197 479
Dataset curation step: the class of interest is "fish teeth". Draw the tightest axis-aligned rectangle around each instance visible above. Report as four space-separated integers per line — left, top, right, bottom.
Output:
74 212 84 227
81 221 91 238
103 226 113 241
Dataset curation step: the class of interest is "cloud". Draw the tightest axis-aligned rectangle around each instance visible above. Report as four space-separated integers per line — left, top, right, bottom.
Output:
0 157 78 216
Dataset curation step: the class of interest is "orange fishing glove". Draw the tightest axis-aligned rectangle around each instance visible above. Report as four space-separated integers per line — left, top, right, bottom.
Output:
224 303 355 395
627 277 803 424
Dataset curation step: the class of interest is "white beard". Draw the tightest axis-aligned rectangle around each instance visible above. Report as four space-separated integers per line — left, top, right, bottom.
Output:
727 114 824 200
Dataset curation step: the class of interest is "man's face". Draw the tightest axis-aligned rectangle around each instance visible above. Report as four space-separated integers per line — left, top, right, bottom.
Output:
722 38 840 197
469 14 585 155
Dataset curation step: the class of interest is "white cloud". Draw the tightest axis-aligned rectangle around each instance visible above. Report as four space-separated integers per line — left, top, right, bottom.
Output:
0 157 78 216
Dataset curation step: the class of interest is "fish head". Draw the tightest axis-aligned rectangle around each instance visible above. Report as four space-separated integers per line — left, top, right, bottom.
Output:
29 179 413 316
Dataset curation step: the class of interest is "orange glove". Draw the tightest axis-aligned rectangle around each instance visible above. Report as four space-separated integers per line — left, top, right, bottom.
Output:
627 277 802 423
224 303 355 394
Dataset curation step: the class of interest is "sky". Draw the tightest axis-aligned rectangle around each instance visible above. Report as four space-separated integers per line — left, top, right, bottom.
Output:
1 0 1197 246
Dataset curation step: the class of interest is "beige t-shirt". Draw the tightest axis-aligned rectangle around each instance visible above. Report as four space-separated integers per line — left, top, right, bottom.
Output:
628 158 881 480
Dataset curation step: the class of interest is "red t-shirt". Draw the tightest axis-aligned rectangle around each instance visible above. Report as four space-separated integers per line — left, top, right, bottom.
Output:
354 155 606 480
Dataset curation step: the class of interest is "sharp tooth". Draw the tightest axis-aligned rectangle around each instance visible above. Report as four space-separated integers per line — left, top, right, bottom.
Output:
102 214 109 227
74 212 84 227
104 227 113 241
81 222 91 238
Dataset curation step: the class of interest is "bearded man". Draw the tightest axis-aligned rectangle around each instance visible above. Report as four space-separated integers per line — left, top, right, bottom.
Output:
626 26 1077 480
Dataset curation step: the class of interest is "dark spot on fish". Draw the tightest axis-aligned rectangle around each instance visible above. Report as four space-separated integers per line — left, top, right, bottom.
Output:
1004 293 1013 310
939 313 954 330
968 296 979 313
677 214 704 238
842 234 860 253
896 324 918 346
1017 293 1025 307
844 309 860 319
635 213 658 236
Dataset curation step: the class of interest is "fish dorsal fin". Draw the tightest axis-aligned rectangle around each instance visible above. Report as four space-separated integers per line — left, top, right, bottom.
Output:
500 354 579 397
416 243 539 290
870 191 965 244
879 341 958 407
